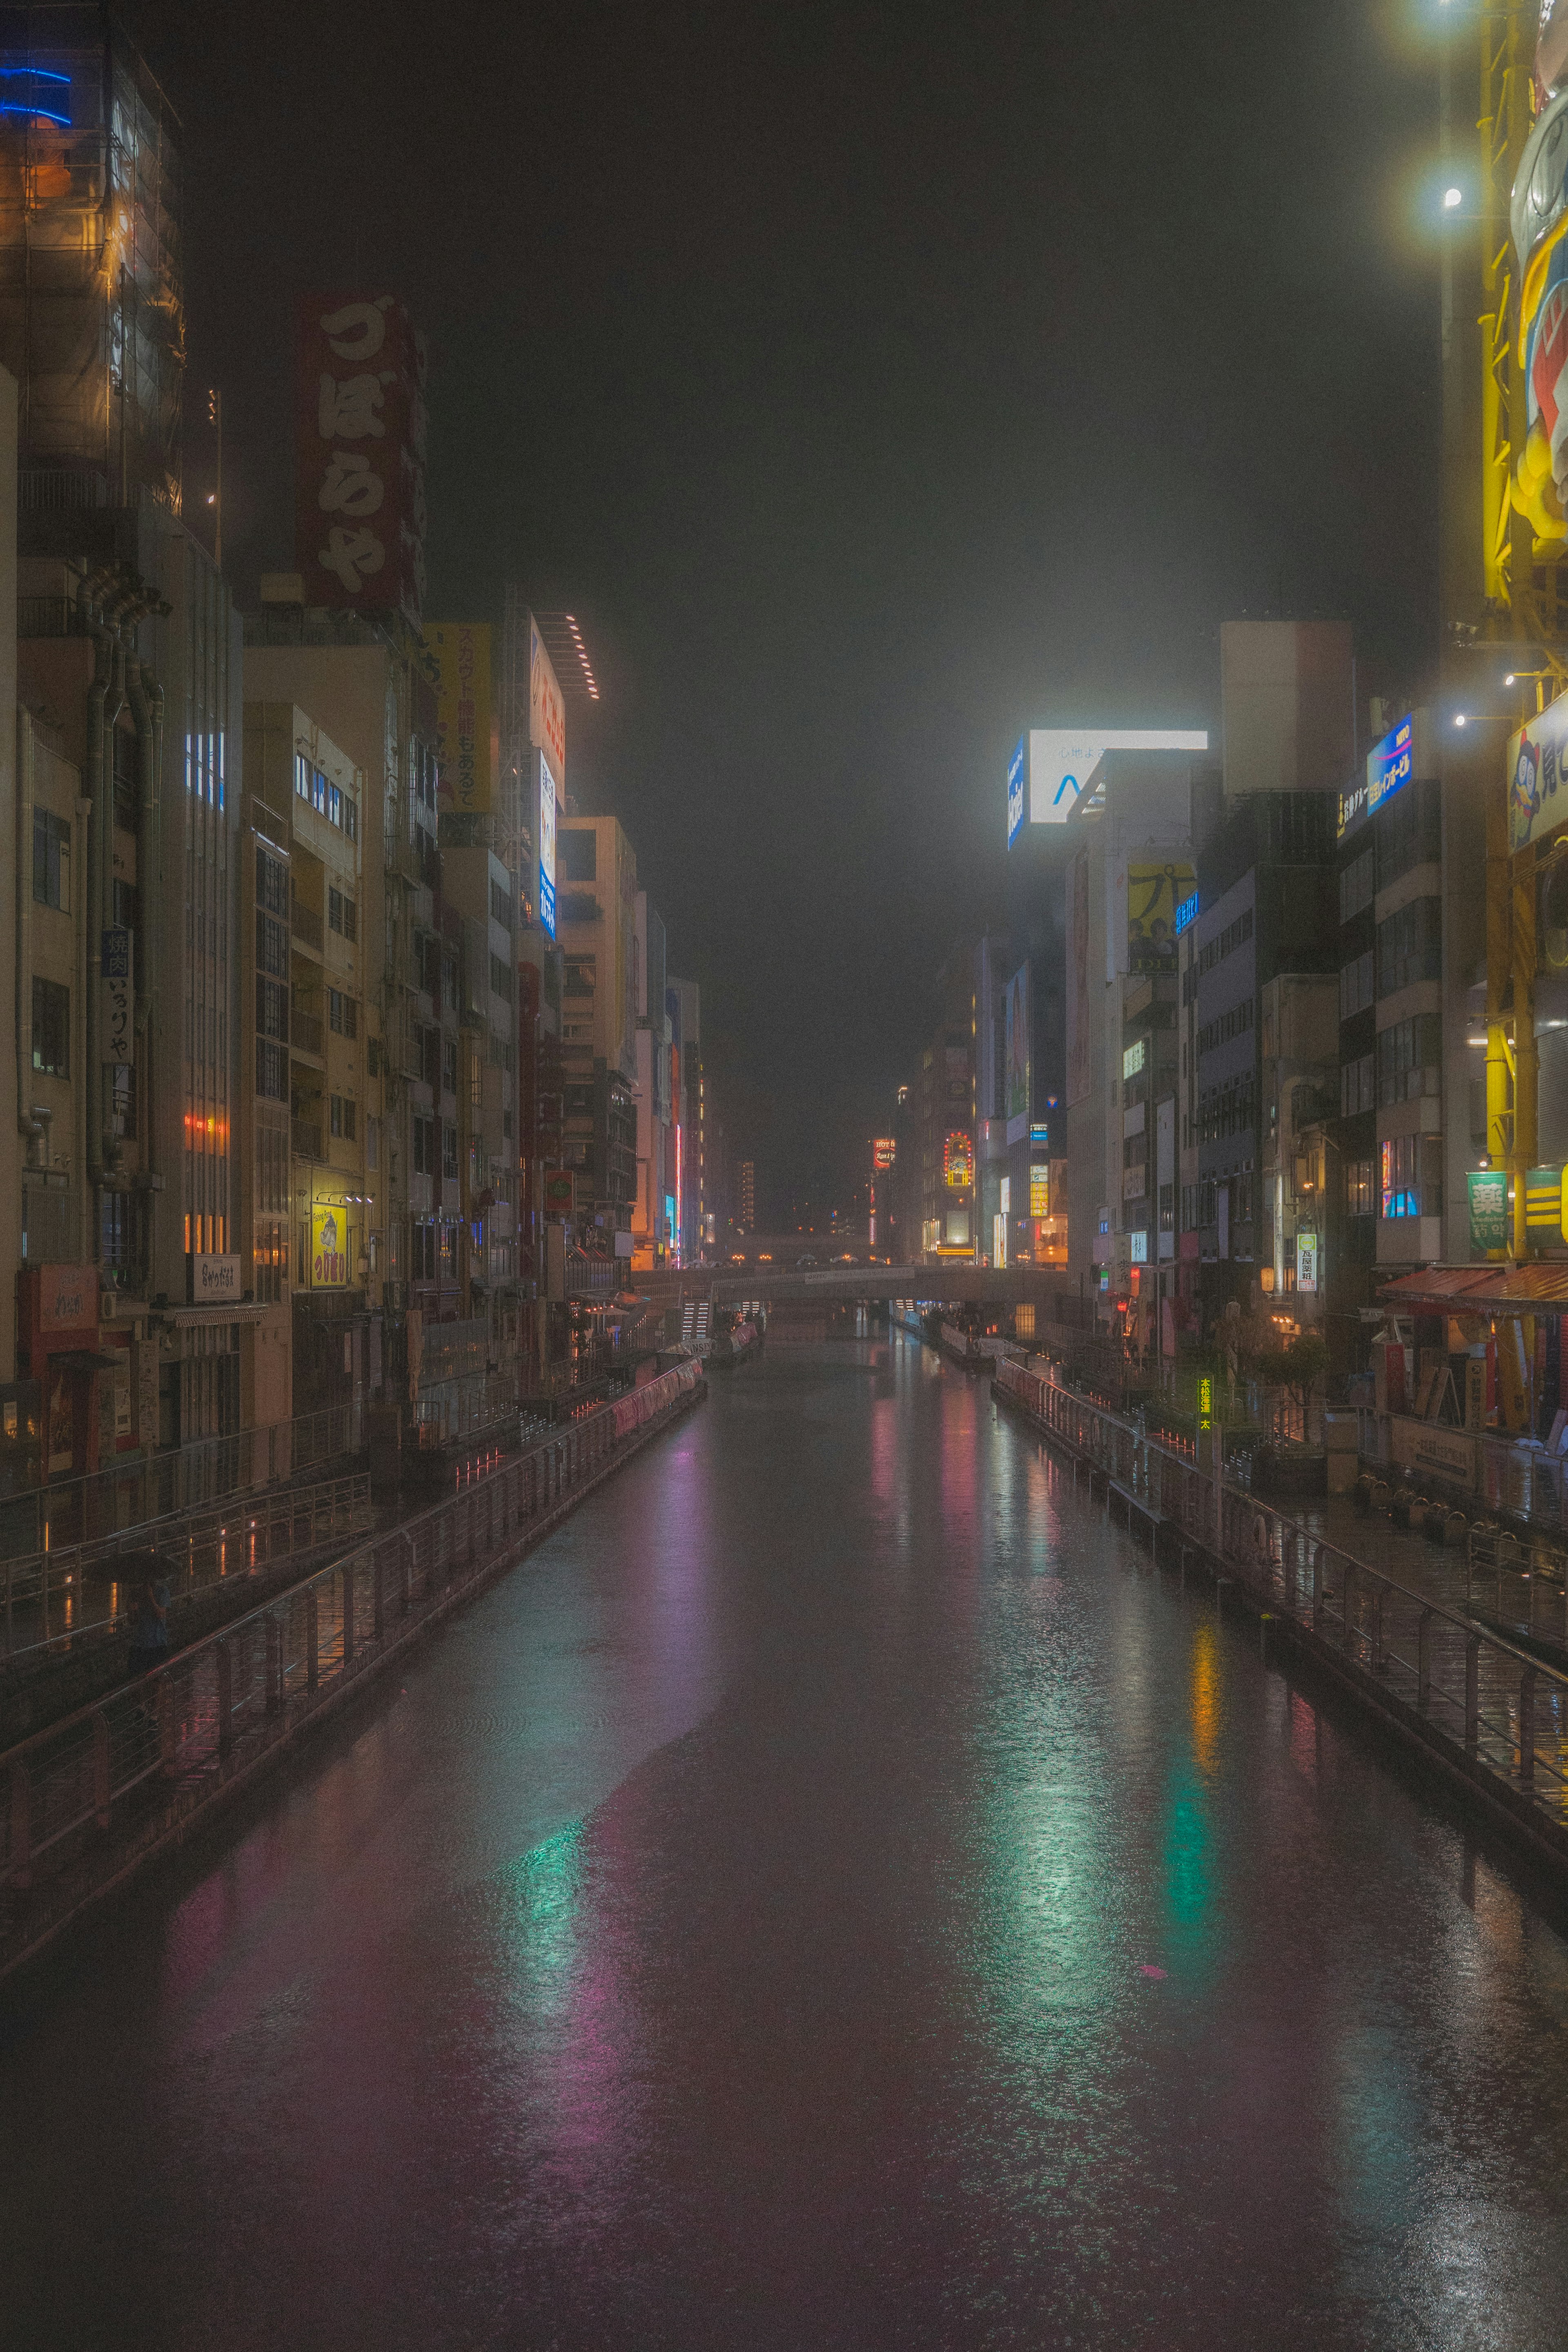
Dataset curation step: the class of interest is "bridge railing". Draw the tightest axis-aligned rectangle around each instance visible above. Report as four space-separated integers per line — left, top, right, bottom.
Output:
996 1358 1568 1838
0 1363 702 1902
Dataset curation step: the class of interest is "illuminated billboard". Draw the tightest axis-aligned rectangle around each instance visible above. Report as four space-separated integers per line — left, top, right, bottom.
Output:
1338 713 1414 842
537 750 557 940
529 615 566 786
311 1202 348 1289
1007 737 1026 847
1508 695 1568 855
872 1137 895 1170
1127 861 1194 972
943 1131 973 1189
1011 729 1209 834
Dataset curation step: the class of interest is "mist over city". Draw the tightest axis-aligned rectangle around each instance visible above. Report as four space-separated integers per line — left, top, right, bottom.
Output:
6 7 1568 2349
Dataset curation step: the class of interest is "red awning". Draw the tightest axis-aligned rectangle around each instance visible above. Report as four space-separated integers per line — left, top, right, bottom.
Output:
1379 1263 1568 1314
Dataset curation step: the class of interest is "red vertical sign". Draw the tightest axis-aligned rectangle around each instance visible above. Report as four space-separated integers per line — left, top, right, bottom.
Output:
295 294 427 626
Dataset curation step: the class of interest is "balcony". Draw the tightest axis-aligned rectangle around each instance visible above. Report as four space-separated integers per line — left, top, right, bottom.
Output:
291 1008 324 1058
292 1120 323 1161
292 901 324 954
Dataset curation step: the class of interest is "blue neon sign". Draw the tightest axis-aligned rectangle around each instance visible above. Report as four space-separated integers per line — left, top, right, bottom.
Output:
1007 737 1026 848
1339 713 1413 840
1172 891 1199 936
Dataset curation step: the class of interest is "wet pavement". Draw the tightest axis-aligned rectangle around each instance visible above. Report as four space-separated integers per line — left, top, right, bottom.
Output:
7 1335 1568 2350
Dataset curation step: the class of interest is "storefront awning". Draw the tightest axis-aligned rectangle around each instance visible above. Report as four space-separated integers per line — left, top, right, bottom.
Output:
1379 1263 1568 1315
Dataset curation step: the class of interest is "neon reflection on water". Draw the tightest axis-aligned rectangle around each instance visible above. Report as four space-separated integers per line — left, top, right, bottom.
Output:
1160 1621 1219 1982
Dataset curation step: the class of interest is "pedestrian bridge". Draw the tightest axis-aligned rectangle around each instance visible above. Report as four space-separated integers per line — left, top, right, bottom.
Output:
634 1262 1074 1311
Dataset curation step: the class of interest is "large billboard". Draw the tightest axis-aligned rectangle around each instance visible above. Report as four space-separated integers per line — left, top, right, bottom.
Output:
426 623 494 817
311 1201 348 1289
1004 964 1031 1124
295 294 427 626
1011 728 1208 836
1126 861 1194 973
1066 844 1092 1106
530 615 566 786
1509 694 1568 854
1006 737 1026 847
1339 712 1417 843
537 750 557 940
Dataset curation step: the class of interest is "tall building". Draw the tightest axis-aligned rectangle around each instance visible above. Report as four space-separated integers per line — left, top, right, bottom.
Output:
739 1160 755 1232
631 891 669 1265
668 978 701 1261
556 815 637 1252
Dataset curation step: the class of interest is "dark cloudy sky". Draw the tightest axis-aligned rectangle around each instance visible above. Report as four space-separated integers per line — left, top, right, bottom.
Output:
131 0 1440 1213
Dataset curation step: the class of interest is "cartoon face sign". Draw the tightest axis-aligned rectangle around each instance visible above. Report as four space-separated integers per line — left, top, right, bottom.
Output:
1514 737 1542 835
1512 87 1568 539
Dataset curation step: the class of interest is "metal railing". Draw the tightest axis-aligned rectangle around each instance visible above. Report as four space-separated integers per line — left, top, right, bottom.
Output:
996 1359 1568 1837
292 901 324 951
0 1360 702 1898
1466 1519 1568 1649
0 1401 361 1564
0 1472 372 1661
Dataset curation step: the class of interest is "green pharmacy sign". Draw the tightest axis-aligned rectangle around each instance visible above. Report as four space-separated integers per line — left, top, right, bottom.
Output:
1468 1169 1509 1254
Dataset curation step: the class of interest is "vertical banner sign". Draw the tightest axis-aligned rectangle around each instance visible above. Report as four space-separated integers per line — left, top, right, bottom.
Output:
1296 1231 1319 1293
101 927 132 1066
529 616 566 782
311 1203 348 1288
1468 1168 1510 1253
426 623 494 815
537 750 557 940
295 294 427 626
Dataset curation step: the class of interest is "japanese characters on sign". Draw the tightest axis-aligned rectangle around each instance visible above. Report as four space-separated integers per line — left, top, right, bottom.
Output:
295 294 427 626
425 623 494 816
101 925 132 1067
311 1203 348 1289
537 750 557 940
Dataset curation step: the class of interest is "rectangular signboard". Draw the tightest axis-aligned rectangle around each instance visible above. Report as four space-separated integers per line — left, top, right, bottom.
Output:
426 622 494 816
1006 737 1026 847
311 1202 349 1288
295 293 426 626
101 926 132 1067
1510 692 1568 853
1468 1168 1510 1254
1339 712 1415 842
1296 1231 1318 1294
538 750 557 939
1018 729 1209 829
191 1254 241 1304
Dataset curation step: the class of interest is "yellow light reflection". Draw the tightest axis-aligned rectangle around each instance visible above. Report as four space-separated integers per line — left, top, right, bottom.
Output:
1191 1619 1218 1772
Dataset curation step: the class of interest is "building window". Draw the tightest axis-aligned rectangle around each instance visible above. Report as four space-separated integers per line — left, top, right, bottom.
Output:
32 809 70 911
1339 949 1375 1021
1380 1134 1443 1221
328 887 358 942
367 1115 379 1171
442 1121 458 1181
257 1040 287 1101
256 846 288 917
257 976 288 1041
413 1116 435 1176
1338 844 1375 924
441 1034 458 1095
490 954 514 1002
1346 1156 1374 1216
1341 1051 1376 1117
31 977 69 1075
328 989 358 1038
560 827 596 882
412 1218 437 1280
257 913 288 980
1376 898 1442 997
330 1094 357 1141
1377 1013 1441 1107
490 879 514 930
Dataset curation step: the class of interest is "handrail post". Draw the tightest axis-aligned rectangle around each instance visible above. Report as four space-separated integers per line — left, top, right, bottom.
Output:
1343 1564 1355 1657
1465 1634 1480 1755
265 1611 283 1715
94 1707 111 1826
1519 1665 1537 1784
158 1671 178 1778
305 1586 319 1692
215 1637 233 1757
10 1759 31 1886
341 1561 354 1665
1417 1609 1432 1711
372 1547 384 1639
401 1531 414 1615
1312 1543 1324 1634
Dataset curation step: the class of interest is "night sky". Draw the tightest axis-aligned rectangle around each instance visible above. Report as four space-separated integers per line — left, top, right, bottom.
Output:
131 0 1440 1216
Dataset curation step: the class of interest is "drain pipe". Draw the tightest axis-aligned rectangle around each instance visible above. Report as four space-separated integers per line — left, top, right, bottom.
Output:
78 581 114 1206
96 620 128 1185
16 707 42 1165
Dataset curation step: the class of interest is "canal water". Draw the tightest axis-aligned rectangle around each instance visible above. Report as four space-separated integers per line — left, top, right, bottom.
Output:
7 1336 1568 2349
